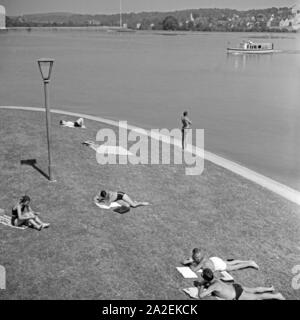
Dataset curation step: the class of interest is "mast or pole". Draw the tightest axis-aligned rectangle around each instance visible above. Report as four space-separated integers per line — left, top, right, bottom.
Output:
120 0 122 28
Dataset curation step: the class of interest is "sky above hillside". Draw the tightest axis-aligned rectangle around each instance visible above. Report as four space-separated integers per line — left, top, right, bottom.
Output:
0 0 296 16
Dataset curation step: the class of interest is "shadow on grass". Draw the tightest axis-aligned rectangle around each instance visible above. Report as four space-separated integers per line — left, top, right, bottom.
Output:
113 206 130 214
20 159 49 180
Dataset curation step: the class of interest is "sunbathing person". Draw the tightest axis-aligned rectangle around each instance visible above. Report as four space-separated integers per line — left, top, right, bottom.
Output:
11 195 50 231
82 140 99 151
60 118 85 127
182 247 259 272
95 190 150 208
195 268 285 300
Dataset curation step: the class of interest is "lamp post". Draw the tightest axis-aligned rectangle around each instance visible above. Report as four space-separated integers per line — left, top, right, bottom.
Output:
37 58 55 181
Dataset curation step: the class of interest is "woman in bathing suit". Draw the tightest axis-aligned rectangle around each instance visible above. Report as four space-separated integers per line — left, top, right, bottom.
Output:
96 190 150 208
60 118 85 127
11 195 50 231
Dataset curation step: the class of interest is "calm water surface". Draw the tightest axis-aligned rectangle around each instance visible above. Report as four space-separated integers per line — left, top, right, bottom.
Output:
0 29 299 190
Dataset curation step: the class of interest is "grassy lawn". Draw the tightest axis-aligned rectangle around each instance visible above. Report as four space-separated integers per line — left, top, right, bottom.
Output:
0 108 299 300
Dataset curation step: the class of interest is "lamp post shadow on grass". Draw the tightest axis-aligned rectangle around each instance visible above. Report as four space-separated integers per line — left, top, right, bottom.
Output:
20 159 50 180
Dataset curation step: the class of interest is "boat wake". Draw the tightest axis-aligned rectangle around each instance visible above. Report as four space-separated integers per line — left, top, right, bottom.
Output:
277 49 300 54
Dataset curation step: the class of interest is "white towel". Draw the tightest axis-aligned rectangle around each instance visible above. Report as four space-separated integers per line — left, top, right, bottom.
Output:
82 141 133 155
177 266 234 282
182 287 199 299
0 214 27 230
176 267 198 278
94 201 121 209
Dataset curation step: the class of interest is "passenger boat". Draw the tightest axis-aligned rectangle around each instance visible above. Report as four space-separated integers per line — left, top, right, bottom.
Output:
227 40 275 54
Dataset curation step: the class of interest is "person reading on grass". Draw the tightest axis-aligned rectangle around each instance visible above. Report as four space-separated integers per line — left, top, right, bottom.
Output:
195 268 285 300
95 190 150 208
60 118 85 127
182 247 259 272
11 195 50 231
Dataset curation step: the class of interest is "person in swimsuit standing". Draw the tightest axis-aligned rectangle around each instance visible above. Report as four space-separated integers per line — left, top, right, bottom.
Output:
95 190 150 208
196 268 285 300
181 111 192 150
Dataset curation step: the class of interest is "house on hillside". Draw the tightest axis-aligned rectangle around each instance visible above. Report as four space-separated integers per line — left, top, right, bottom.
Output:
291 3 300 30
0 5 6 29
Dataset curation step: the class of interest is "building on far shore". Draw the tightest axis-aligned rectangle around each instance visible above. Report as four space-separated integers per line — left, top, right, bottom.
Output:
291 3 300 31
0 5 6 29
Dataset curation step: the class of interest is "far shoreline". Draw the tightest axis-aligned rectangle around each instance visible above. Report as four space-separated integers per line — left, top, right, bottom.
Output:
2 26 298 34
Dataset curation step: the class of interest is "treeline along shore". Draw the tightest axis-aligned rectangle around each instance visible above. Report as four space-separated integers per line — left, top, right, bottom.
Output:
6 6 299 32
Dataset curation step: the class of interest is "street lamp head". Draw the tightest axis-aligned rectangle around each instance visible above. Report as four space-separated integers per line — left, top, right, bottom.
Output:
37 58 54 81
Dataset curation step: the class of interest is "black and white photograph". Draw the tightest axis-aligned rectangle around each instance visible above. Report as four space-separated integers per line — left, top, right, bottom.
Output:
0 0 299 307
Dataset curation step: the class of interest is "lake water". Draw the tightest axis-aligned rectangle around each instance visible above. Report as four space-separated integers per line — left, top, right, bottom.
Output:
0 29 299 190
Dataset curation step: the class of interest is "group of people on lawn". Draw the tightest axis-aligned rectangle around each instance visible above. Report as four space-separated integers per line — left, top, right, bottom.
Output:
181 247 285 300
10 113 285 299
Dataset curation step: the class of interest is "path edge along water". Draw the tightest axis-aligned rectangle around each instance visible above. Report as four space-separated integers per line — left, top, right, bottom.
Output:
1 105 299 206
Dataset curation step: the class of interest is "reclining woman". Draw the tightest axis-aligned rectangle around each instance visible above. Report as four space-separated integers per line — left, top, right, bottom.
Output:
60 118 85 128
11 195 50 230
95 190 150 208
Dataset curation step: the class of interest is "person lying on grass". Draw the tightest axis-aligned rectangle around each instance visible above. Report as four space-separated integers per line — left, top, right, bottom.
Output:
182 247 259 272
94 190 150 208
11 195 50 231
60 117 85 127
194 268 285 300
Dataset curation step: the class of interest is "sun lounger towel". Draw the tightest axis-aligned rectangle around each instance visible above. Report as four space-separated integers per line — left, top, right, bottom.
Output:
82 141 133 155
0 214 28 230
182 287 199 299
177 267 234 282
94 201 121 209
182 287 224 300
176 267 198 278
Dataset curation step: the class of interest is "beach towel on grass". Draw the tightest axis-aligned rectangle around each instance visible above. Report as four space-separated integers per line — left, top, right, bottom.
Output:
0 214 28 230
94 201 121 209
176 266 234 282
176 267 198 278
82 141 133 155
94 201 130 214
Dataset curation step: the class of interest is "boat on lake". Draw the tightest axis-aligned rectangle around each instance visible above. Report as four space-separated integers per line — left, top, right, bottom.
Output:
227 40 275 54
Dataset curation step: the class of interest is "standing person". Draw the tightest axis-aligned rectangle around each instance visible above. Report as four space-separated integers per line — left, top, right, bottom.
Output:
11 195 50 230
196 268 285 300
181 111 192 150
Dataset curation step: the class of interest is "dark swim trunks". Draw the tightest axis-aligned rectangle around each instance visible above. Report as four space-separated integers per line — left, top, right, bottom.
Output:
116 191 125 201
233 283 243 300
